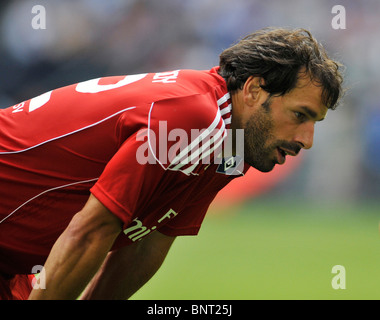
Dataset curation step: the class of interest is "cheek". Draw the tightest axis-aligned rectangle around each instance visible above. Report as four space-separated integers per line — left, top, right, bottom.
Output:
271 112 298 140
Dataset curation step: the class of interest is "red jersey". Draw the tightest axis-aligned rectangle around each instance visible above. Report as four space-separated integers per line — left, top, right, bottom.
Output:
0 67 249 275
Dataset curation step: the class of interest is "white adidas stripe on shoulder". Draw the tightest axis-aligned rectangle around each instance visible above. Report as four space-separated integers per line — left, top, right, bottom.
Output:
167 108 223 165
148 101 227 176
217 93 231 106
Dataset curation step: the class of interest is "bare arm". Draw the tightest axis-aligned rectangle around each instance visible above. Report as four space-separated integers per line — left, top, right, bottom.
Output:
80 231 176 300
28 194 122 300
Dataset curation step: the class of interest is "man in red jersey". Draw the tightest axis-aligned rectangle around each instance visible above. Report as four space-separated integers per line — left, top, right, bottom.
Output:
0 28 343 300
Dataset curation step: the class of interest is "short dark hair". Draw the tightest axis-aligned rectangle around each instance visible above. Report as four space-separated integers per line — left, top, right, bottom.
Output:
218 27 344 110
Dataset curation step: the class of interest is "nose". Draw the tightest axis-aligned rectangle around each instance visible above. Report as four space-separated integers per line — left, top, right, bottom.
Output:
295 122 314 150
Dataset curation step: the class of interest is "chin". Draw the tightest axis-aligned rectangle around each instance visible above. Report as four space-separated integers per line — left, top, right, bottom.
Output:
256 166 275 173
246 159 275 173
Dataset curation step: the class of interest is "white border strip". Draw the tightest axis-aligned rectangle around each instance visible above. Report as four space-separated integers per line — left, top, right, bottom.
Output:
0 178 99 224
0 106 137 155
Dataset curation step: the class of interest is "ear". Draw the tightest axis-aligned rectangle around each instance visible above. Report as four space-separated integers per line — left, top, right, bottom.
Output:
242 76 266 107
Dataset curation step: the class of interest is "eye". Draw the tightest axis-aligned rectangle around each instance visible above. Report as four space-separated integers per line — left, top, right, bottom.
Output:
294 111 307 122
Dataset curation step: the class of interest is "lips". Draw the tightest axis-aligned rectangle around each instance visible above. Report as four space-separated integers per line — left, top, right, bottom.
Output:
276 147 298 165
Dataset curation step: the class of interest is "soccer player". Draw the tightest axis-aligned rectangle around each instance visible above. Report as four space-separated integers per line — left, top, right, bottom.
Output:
0 28 343 300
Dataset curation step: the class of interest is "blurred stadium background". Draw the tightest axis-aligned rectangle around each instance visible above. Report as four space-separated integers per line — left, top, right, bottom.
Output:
0 0 378 299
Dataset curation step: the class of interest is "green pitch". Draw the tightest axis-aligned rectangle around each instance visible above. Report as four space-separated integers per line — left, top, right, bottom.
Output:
131 199 379 300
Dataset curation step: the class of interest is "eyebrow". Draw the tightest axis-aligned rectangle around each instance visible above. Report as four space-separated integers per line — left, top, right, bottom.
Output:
300 106 325 122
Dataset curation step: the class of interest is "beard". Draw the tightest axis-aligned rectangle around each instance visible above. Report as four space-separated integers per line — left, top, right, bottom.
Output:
243 104 278 172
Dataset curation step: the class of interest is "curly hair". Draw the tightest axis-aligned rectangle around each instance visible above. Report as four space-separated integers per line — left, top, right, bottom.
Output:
218 27 344 110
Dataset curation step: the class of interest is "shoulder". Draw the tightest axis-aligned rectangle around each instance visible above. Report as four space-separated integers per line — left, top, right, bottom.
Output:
145 96 227 175
148 68 226 129
150 92 219 131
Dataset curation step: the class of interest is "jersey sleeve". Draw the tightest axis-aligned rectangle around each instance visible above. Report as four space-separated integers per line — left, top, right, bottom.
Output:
157 190 219 237
90 92 225 233
90 131 163 226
